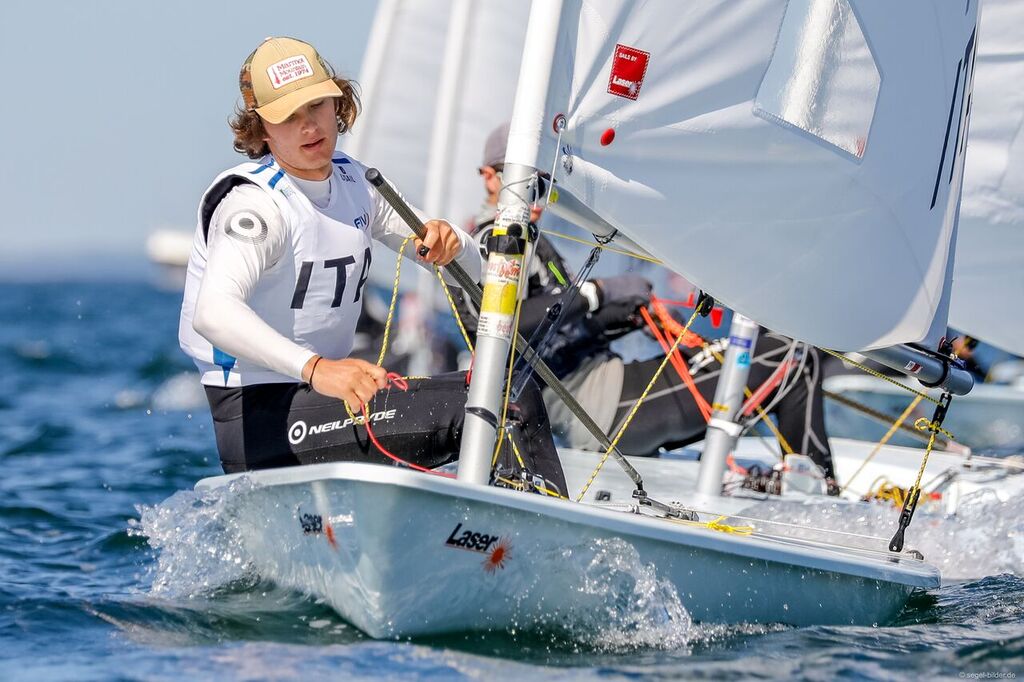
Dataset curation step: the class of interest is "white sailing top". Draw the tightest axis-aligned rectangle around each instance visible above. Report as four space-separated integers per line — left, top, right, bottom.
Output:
179 153 482 387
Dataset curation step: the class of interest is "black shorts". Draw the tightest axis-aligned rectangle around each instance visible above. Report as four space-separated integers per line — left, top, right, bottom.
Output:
204 371 567 493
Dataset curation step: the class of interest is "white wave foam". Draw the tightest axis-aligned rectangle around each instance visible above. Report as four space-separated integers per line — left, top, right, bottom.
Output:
129 479 257 597
739 489 1024 581
550 537 695 650
150 372 208 411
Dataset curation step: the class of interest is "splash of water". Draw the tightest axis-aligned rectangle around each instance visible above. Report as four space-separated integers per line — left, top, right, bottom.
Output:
150 372 209 411
739 488 1024 581
552 537 695 651
129 479 258 597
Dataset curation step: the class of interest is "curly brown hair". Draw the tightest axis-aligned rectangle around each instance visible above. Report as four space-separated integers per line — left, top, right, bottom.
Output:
229 76 361 159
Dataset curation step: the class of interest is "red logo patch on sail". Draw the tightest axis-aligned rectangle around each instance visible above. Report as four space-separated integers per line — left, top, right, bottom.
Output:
607 44 650 100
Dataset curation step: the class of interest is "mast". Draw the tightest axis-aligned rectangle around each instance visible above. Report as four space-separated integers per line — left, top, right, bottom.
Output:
456 0 565 484
695 314 759 497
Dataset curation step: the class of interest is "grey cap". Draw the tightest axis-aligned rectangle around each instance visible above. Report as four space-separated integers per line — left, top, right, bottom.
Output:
481 121 510 169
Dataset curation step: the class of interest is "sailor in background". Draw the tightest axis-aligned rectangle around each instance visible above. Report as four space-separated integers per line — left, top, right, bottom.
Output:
179 38 566 493
465 123 837 492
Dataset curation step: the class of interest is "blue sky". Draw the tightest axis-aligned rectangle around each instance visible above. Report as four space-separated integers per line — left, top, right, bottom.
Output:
0 1 377 279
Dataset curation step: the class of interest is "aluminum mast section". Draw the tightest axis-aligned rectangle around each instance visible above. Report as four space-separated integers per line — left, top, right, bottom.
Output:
455 164 532 484
695 314 760 497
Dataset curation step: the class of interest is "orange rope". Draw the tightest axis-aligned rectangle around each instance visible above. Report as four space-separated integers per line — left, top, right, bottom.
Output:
650 298 706 348
639 306 713 422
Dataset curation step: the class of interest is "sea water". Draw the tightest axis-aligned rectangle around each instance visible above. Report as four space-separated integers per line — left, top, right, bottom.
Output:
1 281 1022 680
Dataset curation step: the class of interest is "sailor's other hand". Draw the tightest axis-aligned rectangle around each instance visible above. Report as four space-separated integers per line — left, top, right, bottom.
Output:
594 275 653 308
304 356 388 406
587 298 647 340
416 220 462 266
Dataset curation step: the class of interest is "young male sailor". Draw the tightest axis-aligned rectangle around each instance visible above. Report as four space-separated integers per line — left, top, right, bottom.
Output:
179 38 566 493
466 123 837 491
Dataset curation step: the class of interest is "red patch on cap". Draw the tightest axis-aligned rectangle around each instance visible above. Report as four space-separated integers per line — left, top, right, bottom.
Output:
607 44 650 100
600 128 616 146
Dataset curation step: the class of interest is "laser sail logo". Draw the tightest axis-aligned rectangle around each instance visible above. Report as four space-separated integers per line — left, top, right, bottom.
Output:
607 44 650 100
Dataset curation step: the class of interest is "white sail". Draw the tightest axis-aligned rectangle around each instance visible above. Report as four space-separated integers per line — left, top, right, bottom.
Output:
345 0 531 227
506 0 978 351
949 0 1024 358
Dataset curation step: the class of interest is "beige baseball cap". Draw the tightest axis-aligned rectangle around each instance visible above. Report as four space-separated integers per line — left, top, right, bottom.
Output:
239 37 343 124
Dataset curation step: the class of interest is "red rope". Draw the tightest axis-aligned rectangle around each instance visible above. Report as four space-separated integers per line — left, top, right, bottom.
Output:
360 373 456 478
643 301 795 422
726 454 748 475
740 360 792 416
651 295 724 329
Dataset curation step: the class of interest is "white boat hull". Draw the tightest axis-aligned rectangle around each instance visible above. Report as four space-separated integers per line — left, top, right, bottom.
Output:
197 462 936 639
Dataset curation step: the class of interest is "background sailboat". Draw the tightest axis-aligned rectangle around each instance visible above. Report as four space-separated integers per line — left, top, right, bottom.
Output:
345 0 531 232
949 0 1024 360
342 0 531 373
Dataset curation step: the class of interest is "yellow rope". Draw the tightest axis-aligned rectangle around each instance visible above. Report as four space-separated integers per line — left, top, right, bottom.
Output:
374 236 415 367
434 267 475 352
865 481 908 508
341 236 416 419
539 229 663 265
900 411 955 514
914 416 954 441
344 237 462 419
819 347 941 406
576 307 702 501
841 394 924 493
817 350 962 500
669 514 754 535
